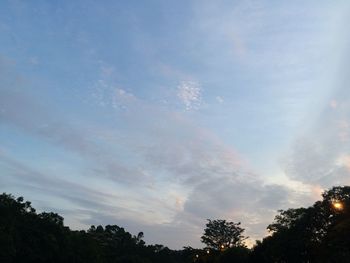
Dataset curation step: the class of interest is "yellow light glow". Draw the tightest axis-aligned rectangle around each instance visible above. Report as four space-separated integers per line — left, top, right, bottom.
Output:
206 249 210 254
221 245 225 249
333 201 343 210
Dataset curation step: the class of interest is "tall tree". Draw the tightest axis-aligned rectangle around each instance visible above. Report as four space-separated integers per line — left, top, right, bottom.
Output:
201 219 246 250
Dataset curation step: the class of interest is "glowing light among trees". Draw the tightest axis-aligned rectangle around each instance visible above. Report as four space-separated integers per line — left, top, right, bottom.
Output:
333 201 343 210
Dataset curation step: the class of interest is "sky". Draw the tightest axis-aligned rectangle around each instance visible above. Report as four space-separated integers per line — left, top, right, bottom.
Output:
1 0 350 249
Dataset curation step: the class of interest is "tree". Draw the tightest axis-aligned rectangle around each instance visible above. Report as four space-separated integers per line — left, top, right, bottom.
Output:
0 192 193 263
251 186 350 263
201 219 246 250
267 208 307 233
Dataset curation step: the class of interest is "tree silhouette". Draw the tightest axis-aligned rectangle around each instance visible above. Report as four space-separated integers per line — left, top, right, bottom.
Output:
201 219 246 250
251 186 350 263
0 192 186 263
2 186 350 263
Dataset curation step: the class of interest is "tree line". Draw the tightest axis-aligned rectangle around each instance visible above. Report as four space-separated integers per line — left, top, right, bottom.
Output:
1 186 350 262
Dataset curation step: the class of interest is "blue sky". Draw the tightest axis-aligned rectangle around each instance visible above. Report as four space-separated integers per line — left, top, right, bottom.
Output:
1 0 350 248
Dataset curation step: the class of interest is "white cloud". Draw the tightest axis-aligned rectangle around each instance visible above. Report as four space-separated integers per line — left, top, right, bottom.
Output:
177 81 202 110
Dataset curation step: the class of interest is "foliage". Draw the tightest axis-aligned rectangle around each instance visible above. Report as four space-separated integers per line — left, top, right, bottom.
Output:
2 186 350 262
251 186 350 262
0 193 183 263
201 219 246 250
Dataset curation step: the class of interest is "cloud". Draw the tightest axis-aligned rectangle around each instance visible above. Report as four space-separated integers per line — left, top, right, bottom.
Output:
0 83 298 248
0 88 146 185
329 99 338 109
282 5 350 191
284 76 350 189
0 148 183 231
337 120 350 142
2 0 350 251
337 155 350 172
0 56 304 249
0 150 122 211
216 96 224 104
176 177 298 246
177 81 202 110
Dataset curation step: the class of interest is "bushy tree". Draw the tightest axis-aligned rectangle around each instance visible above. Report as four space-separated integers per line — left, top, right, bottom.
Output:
201 219 246 250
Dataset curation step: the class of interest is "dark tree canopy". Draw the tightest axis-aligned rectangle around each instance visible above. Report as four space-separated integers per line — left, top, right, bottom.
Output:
2 186 350 263
0 193 186 263
201 219 246 250
267 208 307 233
251 186 350 263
